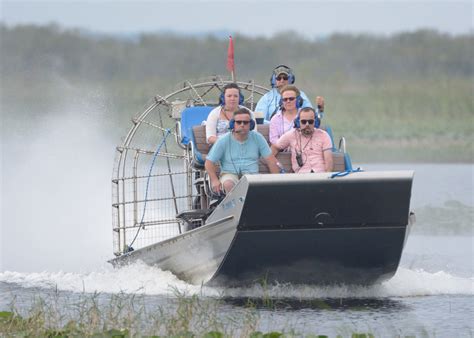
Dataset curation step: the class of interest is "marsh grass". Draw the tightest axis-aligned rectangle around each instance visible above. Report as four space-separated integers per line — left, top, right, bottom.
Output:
0 288 261 337
320 78 473 163
0 289 385 337
4 76 472 163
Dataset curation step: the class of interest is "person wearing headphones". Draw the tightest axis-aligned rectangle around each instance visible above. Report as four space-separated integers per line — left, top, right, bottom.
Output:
206 83 256 145
269 85 302 147
255 65 313 122
205 108 279 194
271 107 333 173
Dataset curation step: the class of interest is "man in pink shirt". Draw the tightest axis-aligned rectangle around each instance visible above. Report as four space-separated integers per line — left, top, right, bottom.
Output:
271 107 333 173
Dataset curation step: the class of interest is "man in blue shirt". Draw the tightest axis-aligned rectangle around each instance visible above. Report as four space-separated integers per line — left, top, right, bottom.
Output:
255 65 313 122
205 108 280 194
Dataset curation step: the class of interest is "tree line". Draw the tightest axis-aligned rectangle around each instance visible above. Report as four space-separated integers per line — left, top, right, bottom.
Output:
1 24 472 162
1 23 472 85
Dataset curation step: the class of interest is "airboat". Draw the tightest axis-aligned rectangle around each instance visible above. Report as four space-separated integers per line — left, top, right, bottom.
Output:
109 76 415 286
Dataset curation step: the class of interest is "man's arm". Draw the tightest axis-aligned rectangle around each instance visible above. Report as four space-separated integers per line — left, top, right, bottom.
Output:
321 131 333 172
271 131 290 156
254 132 280 174
205 160 222 193
271 144 281 156
323 149 333 172
263 154 280 174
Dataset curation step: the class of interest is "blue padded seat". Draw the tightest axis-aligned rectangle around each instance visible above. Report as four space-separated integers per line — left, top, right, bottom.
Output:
180 106 214 146
180 106 214 167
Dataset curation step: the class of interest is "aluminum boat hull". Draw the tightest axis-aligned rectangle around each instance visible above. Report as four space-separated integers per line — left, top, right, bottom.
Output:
111 170 414 286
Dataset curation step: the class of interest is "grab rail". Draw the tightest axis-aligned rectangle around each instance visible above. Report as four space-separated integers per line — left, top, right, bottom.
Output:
175 120 187 150
338 136 346 153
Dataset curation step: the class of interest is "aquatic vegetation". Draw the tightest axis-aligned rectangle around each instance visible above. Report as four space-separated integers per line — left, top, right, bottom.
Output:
0 290 257 337
0 290 384 337
3 26 473 163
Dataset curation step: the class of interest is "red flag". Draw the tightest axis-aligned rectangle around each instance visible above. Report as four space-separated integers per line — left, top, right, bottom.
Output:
226 36 234 73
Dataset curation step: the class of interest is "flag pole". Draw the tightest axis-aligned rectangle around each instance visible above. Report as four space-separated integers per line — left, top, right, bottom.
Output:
227 36 235 82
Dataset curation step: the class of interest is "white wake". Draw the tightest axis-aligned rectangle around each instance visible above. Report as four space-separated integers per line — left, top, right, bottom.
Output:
1 263 472 299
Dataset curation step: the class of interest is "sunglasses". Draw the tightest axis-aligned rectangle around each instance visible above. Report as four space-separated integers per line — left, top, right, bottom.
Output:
282 97 296 102
276 75 288 81
235 120 250 125
300 119 315 125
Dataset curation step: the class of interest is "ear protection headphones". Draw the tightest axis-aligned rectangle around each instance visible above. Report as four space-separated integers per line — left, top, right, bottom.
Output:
219 83 245 106
270 65 296 88
293 108 321 129
279 95 304 109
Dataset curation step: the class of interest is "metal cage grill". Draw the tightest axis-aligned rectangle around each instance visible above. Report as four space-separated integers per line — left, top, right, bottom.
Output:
112 77 268 255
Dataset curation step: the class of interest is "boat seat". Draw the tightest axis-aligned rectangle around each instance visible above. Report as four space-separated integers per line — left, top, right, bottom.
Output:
332 152 346 172
180 106 214 168
190 124 347 173
191 124 210 167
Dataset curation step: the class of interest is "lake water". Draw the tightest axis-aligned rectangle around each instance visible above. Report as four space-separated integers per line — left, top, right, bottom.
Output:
1 234 472 336
1 159 472 336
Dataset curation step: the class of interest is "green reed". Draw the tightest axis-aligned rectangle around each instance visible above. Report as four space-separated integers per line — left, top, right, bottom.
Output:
0 289 258 337
0 289 386 337
3 75 472 162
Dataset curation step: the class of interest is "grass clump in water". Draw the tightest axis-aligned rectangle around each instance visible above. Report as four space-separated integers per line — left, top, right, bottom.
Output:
0 289 261 337
0 288 382 337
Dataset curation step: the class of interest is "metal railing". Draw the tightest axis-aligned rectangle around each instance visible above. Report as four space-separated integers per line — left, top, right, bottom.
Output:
111 77 268 255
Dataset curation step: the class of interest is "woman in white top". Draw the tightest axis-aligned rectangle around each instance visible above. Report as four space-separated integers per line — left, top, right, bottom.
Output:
206 83 255 144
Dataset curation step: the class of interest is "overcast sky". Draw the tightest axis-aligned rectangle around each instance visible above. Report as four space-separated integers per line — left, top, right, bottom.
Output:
1 0 472 38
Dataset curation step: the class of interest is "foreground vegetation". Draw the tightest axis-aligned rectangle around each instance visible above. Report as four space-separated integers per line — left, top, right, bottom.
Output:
0 291 385 337
0 311 376 338
1 24 472 162
1 291 254 337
